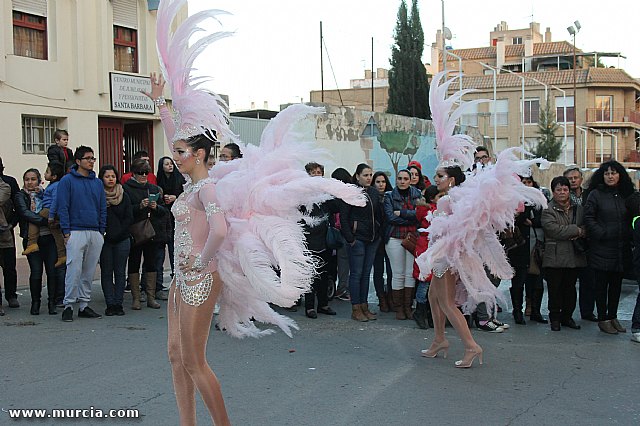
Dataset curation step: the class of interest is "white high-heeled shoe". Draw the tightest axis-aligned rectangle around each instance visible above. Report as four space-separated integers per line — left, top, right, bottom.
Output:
420 340 450 358
454 347 483 368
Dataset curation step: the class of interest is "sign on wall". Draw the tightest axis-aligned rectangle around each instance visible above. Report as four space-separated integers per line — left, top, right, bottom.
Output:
109 72 154 114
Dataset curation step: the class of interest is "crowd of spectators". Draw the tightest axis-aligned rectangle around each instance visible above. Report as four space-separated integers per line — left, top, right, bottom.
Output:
0 136 638 344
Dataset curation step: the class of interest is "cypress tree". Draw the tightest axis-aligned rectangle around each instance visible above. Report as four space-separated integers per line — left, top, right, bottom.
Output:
387 0 430 119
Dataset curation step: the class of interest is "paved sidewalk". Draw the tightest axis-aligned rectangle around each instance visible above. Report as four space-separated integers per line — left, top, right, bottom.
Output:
1 275 638 425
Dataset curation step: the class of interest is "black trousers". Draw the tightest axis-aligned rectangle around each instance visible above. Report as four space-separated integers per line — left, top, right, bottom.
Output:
577 266 596 317
305 250 330 311
25 234 58 303
544 267 578 323
593 269 624 321
0 246 18 302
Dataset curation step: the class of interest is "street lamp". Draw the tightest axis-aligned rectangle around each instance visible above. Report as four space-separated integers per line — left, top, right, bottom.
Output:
550 84 568 164
478 62 498 153
567 21 581 165
590 128 605 164
576 125 589 166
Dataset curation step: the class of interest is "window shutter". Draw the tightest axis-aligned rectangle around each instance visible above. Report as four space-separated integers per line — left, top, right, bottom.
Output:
112 0 138 29
12 0 47 17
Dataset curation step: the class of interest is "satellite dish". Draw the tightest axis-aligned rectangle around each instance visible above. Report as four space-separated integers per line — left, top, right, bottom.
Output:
443 27 453 40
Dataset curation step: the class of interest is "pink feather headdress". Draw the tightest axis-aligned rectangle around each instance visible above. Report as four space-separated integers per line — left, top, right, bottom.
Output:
430 72 485 170
156 0 238 143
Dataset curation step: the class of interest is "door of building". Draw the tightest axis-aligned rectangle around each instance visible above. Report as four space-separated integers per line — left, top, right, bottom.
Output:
124 122 154 174
98 119 124 174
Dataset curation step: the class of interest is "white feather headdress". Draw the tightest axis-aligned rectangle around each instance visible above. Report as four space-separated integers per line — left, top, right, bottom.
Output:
430 72 485 170
156 0 238 143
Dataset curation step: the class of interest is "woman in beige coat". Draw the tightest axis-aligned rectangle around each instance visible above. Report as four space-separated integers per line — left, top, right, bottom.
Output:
541 176 587 331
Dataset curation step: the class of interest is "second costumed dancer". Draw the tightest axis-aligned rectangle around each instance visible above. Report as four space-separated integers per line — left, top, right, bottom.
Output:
416 72 549 368
147 1 367 424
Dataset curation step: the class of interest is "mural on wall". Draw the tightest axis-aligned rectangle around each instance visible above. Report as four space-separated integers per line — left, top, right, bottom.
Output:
311 104 482 186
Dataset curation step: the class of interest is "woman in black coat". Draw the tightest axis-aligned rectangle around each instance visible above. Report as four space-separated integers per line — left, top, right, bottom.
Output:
156 156 185 283
123 159 167 310
584 160 635 334
15 168 59 315
340 164 382 322
99 166 134 316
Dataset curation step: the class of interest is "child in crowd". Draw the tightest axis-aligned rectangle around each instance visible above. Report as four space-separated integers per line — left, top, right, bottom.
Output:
412 185 441 329
23 161 66 267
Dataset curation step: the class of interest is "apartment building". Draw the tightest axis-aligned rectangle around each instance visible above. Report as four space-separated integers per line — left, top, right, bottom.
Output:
0 0 173 179
432 21 640 168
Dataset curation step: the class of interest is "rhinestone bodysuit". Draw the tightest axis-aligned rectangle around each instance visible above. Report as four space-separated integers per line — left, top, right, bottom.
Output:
171 177 223 308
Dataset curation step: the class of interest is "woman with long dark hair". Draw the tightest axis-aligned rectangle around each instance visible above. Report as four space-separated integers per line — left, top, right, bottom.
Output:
584 160 635 334
372 171 393 311
156 156 186 296
14 169 57 315
99 165 134 316
341 163 381 321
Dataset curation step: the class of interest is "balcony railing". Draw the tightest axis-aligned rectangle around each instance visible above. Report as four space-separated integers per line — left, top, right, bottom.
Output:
586 108 640 125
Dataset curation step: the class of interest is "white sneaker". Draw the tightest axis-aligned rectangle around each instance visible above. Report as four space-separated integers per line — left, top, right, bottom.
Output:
631 332 640 343
492 318 510 330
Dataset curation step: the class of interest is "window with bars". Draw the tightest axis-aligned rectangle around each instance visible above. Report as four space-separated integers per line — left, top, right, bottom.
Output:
114 26 138 73
524 99 540 124
22 116 58 154
13 11 47 60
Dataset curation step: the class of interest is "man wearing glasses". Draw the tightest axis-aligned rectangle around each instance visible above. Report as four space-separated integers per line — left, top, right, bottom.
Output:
56 146 107 322
473 146 492 169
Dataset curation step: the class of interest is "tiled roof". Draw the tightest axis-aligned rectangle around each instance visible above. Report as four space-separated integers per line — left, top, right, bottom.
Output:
457 68 639 90
438 41 577 61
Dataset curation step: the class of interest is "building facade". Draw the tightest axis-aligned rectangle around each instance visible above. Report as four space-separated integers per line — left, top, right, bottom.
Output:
431 22 640 168
0 0 174 181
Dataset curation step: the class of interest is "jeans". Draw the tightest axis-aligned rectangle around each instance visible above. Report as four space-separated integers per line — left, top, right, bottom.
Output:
100 238 131 306
335 244 350 295
64 230 104 309
25 234 57 303
385 237 415 290
0 245 18 302
416 280 429 304
373 242 392 296
632 281 640 332
347 238 380 305
593 269 624 321
155 242 167 291
578 266 596 317
305 250 331 311
545 267 578 323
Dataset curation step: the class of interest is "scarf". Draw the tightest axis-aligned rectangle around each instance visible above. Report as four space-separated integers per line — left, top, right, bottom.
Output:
105 184 124 206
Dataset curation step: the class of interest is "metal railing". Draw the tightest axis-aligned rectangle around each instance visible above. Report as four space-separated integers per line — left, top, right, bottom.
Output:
586 108 627 123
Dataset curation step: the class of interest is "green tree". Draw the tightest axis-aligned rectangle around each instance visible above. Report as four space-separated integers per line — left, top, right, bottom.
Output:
378 130 418 175
387 0 430 119
534 98 563 161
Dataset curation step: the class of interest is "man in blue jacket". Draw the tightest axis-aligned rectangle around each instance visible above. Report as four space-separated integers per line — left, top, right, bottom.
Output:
57 146 107 322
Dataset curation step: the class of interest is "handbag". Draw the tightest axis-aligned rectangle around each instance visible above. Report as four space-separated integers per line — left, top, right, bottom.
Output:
500 225 526 252
325 226 343 250
401 232 417 254
528 227 544 275
571 207 588 254
130 213 155 247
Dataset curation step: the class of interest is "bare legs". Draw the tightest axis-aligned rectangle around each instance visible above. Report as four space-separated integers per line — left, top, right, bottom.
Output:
168 272 231 425
425 271 482 365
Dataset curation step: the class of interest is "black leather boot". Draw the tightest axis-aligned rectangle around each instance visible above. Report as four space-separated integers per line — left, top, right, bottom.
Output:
412 303 428 329
510 287 526 325
48 300 57 315
530 288 548 324
30 300 41 315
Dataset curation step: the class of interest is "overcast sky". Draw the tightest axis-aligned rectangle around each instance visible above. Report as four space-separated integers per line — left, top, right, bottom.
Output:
187 0 640 112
